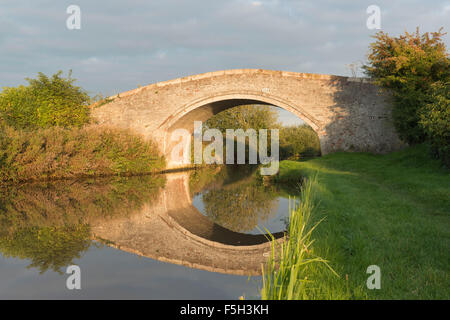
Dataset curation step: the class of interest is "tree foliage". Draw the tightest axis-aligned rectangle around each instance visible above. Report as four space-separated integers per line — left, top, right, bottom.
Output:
204 105 322 161
0 71 91 129
279 125 321 159
205 105 280 133
363 28 449 145
419 81 450 166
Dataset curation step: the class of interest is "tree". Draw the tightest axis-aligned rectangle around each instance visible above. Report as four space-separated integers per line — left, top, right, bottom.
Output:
201 105 280 164
0 71 91 130
363 28 449 145
279 125 321 159
205 105 280 133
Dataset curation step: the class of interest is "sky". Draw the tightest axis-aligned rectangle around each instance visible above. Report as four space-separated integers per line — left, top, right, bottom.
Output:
1 0 449 125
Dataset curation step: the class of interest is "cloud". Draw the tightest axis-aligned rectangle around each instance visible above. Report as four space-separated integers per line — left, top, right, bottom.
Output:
0 0 448 95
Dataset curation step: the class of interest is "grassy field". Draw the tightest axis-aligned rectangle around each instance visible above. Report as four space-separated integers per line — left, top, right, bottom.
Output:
274 145 449 299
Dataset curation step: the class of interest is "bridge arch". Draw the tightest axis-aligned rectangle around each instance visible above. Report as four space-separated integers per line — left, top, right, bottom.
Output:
161 91 321 165
160 91 320 131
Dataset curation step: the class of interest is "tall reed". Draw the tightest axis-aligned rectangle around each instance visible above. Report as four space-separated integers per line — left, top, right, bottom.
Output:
261 176 337 300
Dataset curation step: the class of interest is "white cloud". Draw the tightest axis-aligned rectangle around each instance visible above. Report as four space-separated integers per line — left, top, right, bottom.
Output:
442 3 450 13
81 57 102 65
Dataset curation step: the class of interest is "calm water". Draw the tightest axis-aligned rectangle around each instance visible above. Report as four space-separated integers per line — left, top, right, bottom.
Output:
0 165 299 299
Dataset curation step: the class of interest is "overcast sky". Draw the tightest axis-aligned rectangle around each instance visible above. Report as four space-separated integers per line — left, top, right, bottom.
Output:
1 0 449 124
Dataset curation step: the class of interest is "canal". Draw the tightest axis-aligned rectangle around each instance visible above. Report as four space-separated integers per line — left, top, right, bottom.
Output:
0 165 300 299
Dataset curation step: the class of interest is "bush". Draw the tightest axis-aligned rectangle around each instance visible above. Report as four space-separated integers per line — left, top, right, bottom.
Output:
279 125 321 159
0 71 91 130
420 81 450 167
0 125 165 183
363 28 449 145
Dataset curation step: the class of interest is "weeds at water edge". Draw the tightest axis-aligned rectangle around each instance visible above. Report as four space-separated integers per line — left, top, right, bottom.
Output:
260 176 338 300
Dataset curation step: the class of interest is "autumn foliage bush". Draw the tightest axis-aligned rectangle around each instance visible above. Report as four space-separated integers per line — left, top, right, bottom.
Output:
363 28 449 166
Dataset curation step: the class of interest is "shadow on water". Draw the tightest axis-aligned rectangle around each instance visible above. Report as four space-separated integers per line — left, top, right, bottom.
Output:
0 166 295 276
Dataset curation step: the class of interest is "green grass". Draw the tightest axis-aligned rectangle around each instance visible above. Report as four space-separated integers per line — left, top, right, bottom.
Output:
273 144 449 299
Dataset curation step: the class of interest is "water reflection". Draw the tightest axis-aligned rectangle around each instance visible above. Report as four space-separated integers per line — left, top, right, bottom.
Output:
0 176 165 274
190 165 283 234
0 166 295 278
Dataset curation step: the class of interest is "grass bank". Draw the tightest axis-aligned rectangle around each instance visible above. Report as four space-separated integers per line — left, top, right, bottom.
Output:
272 145 449 299
0 125 165 184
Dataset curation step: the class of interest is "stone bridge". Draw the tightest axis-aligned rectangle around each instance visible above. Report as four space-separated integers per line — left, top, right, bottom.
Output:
92 69 404 168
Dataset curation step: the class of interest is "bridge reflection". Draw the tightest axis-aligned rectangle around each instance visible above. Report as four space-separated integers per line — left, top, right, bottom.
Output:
90 171 284 276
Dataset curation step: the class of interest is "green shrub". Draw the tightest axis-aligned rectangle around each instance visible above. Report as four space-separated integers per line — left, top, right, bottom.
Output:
0 71 90 129
0 125 165 183
279 125 321 159
363 28 449 145
420 81 450 167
